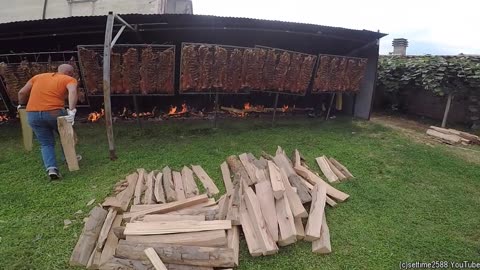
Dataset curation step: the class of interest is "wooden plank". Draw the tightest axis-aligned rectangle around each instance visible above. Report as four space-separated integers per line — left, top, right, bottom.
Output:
144 171 156 204
162 166 176 202
227 226 240 266
134 169 146 205
316 156 339 183
115 173 138 212
124 220 231 236
115 240 235 268
446 128 480 143
294 217 305 240
329 158 354 178
168 207 218 221
182 166 199 198
69 206 108 266
254 180 278 242
100 258 214 270
326 196 337 207
191 165 219 196
275 196 297 246
129 199 215 213
239 203 263 256
144 247 168 270
239 153 258 184
140 214 205 222
123 194 209 221
325 158 347 180
295 165 349 202
99 214 123 265
244 187 278 255
216 194 229 220
226 155 254 186
426 128 462 144
220 162 233 193
172 171 186 200
102 197 122 208
154 172 166 204
126 230 227 247
293 149 301 168
87 249 102 269
279 169 308 218
57 116 79 171
312 212 331 253
267 161 285 199
305 184 327 241
273 153 311 202
97 208 118 251
18 108 33 151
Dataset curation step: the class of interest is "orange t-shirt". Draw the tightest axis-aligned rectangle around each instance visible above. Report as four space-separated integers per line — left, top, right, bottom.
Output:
26 73 77 112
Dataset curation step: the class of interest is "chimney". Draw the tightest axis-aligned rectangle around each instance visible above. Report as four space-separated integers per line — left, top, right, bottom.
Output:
392 38 408 56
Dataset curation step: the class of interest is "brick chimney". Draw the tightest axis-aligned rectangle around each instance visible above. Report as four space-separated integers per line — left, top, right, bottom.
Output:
392 38 408 56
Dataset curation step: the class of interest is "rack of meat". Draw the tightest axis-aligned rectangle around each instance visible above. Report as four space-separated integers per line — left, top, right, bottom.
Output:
312 54 368 93
0 53 87 105
77 45 175 96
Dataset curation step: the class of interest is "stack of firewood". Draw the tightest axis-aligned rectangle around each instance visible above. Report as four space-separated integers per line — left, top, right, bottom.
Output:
70 148 354 269
426 126 480 145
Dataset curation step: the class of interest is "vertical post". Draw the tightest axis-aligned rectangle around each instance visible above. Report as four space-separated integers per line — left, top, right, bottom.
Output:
133 95 142 128
441 93 453 128
213 92 219 129
325 93 336 120
272 93 279 127
18 108 33 151
103 12 117 160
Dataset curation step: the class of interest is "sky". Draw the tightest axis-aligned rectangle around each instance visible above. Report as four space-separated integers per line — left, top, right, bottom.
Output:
192 0 480 55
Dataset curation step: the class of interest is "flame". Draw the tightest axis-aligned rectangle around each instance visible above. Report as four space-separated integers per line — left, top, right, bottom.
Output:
180 103 187 113
88 109 105 122
244 102 251 110
282 105 289 112
0 113 9 122
168 106 177 115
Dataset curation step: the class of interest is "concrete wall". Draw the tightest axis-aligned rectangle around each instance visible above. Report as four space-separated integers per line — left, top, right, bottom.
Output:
353 41 380 119
0 0 192 24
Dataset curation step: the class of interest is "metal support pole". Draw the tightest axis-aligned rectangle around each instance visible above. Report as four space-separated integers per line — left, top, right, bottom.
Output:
272 93 279 127
114 14 136 31
441 93 453 128
133 95 142 128
111 25 126 47
213 92 219 129
325 93 336 120
103 12 117 160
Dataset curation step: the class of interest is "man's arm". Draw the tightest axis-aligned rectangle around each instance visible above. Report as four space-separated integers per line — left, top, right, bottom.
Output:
66 83 78 110
17 82 33 106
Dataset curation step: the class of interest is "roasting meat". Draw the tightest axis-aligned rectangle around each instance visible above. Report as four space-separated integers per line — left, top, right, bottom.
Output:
180 45 200 92
0 62 21 103
273 52 291 91
140 47 159 94
262 49 277 90
158 48 175 94
111 53 123 94
296 55 316 94
78 48 102 94
122 48 141 94
252 48 266 90
241 48 256 89
212 46 228 89
198 45 214 91
284 53 302 92
348 58 368 91
225 48 243 92
16 60 31 87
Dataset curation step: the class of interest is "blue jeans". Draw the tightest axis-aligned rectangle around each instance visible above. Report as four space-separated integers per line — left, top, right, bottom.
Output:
27 109 65 171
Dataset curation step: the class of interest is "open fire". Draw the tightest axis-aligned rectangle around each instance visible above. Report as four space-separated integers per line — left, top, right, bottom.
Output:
88 109 105 122
0 113 9 122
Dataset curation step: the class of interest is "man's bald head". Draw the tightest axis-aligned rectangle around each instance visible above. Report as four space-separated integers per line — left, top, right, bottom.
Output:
58 64 74 76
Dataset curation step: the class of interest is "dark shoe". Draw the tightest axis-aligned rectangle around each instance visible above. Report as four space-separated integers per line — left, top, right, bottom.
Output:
48 168 61 180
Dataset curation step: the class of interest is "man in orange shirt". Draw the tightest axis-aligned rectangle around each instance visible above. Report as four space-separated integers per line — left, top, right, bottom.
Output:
17 64 78 180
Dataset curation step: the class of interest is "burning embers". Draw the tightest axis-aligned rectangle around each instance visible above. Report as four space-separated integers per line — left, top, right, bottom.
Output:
0 113 9 122
168 103 188 116
88 109 105 122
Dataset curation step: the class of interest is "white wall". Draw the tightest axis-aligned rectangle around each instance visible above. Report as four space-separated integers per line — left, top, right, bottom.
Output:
0 0 162 23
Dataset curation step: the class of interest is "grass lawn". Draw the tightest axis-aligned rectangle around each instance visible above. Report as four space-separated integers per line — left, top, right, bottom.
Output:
0 117 479 270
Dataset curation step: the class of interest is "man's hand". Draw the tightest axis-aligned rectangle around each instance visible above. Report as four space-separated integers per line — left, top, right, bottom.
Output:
65 109 76 125
17 104 26 111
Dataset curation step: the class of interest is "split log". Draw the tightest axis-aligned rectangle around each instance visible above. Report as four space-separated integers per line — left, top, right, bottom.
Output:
100 214 123 265
312 212 331 253
275 196 297 246
57 116 79 171
168 207 218 221
326 196 337 207
329 158 354 179
305 184 327 241
69 206 108 266
182 166 199 198
267 161 285 199
316 156 339 183
172 171 186 200
124 220 231 235
191 165 220 196
225 155 248 224
325 158 347 180
126 230 227 247
216 194 230 220
279 169 308 218
87 249 102 269
97 208 118 251
239 203 263 256
115 173 139 212
239 153 259 184
227 226 240 266
426 129 462 144
134 169 146 205
162 166 176 202
294 217 305 240
144 171 156 204
144 248 168 270
115 240 235 268
123 195 209 221
294 165 349 202
102 197 122 209
244 187 278 255
254 180 278 241
140 214 205 222
100 258 214 270
220 162 233 193
129 199 215 212
113 226 126 240
18 108 33 151
293 149 301 168
226 155 254 186
154 172 166 204
273 153 311 203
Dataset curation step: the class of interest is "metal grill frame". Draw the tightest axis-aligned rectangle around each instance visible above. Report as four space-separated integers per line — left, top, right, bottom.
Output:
77 44 176 97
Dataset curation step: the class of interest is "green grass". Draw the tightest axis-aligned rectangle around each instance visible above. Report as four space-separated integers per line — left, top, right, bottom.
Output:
0 117 479 270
